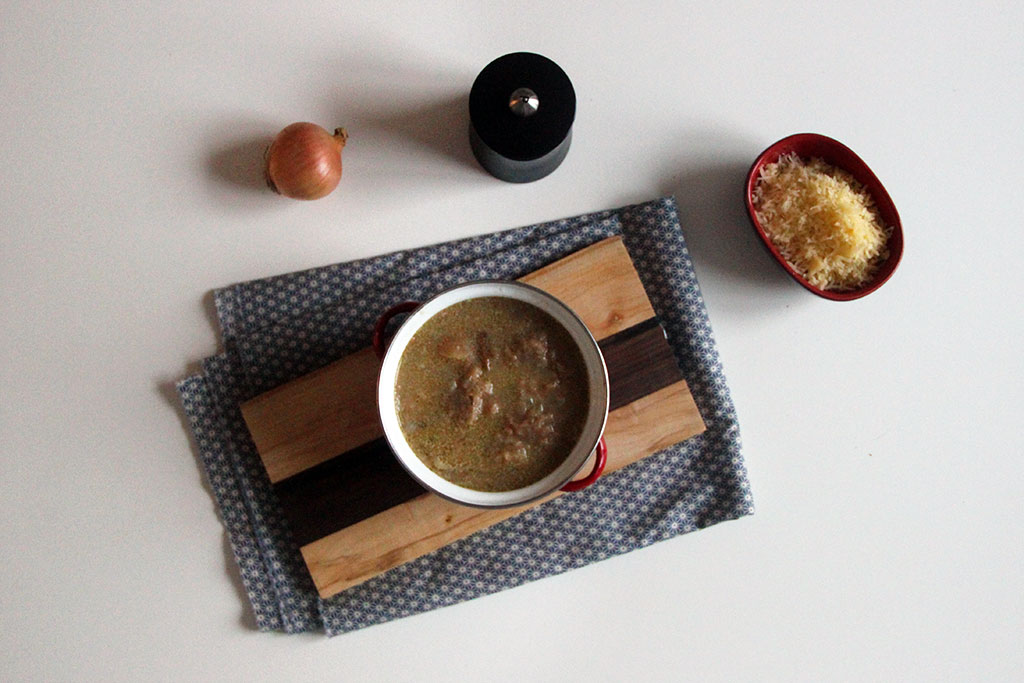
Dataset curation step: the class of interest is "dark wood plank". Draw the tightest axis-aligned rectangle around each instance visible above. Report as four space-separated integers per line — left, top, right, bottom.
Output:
271 317 684 547
273 438 425 547
599 318 683 411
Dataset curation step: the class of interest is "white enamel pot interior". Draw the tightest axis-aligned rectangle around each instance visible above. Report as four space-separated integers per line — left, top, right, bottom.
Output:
376 280 610 508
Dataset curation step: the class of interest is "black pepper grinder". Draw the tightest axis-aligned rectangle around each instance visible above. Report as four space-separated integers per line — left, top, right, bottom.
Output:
469 52 576 183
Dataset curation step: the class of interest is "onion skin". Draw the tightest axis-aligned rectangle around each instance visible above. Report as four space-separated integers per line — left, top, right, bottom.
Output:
265 123 348 200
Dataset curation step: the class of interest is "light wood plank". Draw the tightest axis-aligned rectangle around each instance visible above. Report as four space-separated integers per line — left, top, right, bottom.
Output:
519 236 654 340
300 381 704 598
241 348 381 484
242 236 652 483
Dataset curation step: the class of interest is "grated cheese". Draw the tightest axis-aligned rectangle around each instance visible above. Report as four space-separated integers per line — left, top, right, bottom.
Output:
752 154 890 291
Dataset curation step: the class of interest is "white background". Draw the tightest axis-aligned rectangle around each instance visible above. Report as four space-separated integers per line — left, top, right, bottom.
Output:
2 2 1022 681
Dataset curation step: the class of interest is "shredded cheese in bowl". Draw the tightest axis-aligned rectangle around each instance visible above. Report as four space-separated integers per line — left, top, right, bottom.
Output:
752 154 890 291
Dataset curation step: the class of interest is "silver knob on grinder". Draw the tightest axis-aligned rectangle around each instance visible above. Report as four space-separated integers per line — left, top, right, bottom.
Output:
508 87 539 117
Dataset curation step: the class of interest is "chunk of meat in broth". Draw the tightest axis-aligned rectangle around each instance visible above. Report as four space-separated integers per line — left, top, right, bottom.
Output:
450 363 494 424
495 406 556 466
517 373 561 399
504 332 550 364
476 331 496 370
496 444 528 465
507 406 556 445
438 336 472 361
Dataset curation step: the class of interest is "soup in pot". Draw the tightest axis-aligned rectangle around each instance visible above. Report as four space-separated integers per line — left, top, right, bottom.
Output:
394 296 589 492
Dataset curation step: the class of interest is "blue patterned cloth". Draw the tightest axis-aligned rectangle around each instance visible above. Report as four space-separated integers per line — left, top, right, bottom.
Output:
177 197 753 635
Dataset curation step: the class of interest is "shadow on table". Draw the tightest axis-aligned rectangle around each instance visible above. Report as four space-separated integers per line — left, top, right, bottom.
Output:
309 44 490 182
655 143 800 307
156 374 259 631
353 94 488 176
155 289 255 630
207 134 273 195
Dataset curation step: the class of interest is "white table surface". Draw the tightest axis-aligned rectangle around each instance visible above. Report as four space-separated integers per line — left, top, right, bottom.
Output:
2 1 1022 680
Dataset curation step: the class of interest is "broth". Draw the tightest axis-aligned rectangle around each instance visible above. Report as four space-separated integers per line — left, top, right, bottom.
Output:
395 296 589 492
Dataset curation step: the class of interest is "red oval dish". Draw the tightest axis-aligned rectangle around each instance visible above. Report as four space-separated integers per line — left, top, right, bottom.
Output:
744 133 904 301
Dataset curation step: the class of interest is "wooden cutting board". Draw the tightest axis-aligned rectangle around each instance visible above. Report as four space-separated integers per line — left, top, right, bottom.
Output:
240 236 706 598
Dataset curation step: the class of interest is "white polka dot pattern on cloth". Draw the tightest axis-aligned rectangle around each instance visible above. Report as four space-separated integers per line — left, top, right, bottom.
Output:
177 197 754 635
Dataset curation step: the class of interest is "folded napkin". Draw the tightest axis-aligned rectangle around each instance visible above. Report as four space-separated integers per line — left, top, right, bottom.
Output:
177 197 753 635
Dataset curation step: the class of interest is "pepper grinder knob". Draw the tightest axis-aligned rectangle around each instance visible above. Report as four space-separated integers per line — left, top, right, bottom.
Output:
508 87 539 117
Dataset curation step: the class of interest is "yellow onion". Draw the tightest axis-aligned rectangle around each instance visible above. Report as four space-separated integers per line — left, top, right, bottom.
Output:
265 122 348 200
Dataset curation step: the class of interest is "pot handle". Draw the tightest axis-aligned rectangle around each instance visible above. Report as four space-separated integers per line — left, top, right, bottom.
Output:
560 437 607 492
373 301 421 359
